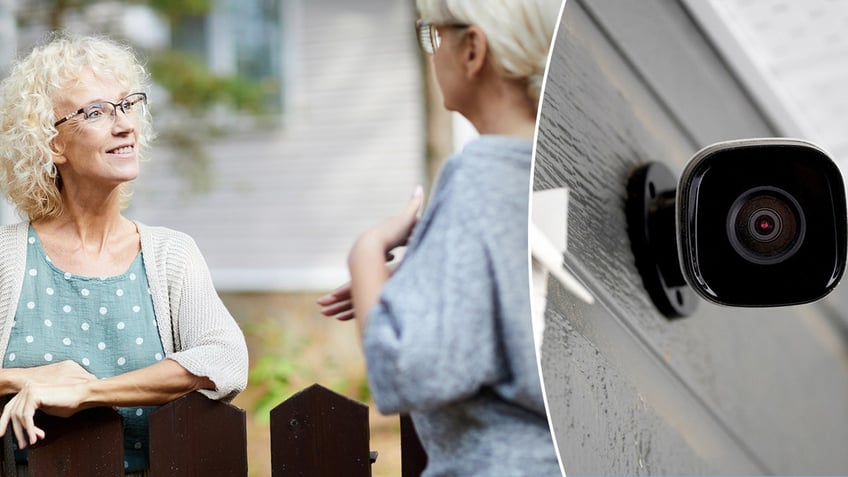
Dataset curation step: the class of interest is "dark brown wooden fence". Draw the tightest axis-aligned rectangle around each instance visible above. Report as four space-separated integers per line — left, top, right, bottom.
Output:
0 385 426 476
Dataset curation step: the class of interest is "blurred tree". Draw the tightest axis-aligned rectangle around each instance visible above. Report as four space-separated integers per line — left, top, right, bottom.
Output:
23 0 270 194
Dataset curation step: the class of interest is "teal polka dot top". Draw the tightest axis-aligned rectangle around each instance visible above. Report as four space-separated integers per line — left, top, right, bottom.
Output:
3 227 166 472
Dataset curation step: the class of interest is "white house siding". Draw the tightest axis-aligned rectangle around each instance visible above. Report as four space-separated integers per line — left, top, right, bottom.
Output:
686 0 848 166
129 0 426 291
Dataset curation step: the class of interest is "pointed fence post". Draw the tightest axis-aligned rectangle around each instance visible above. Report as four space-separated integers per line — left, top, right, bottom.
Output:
27 407 124 477
400 415 427 477
270 383 371 476
148 392 247 477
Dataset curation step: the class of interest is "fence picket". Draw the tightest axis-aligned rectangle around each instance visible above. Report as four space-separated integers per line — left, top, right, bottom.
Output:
400 415 427 477
0 385 425 476
28 407 124 477
270 383 371 476
148 392 247 477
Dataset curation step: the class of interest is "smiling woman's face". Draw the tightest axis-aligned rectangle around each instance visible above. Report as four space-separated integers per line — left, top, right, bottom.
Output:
52 69 142 193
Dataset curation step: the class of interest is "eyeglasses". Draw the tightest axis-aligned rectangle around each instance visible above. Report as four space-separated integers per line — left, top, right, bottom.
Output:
416 20 470 55
54 92 148 129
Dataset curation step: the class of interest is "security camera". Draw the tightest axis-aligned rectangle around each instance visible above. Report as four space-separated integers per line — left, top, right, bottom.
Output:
627 138 847 318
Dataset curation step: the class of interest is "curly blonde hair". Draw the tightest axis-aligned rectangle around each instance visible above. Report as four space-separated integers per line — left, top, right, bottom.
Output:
416 0 561 108
0 33 153 221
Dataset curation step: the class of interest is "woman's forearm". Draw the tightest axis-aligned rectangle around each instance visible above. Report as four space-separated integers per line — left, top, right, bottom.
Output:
0 360 96 396
0 368 24 395
78 358 214 410
348 232 393 337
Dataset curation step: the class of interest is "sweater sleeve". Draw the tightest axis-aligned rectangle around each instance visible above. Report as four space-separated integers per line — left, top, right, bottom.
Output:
363 196 507 414
160 233 248 402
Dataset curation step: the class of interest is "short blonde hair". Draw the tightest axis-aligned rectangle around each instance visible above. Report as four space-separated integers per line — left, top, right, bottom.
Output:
0 33 152 221
417 0 561 108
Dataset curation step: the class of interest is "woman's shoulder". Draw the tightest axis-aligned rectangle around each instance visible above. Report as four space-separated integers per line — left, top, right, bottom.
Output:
0 221 29 245
135 222 203 259
445 136 531 186
0 221 28 235
456 135 533 167
438 137 532 202
135 222 197 245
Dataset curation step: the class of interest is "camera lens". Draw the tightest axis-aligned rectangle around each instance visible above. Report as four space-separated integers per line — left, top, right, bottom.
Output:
753 213 776 237
749 209 781 241
727 186 806 265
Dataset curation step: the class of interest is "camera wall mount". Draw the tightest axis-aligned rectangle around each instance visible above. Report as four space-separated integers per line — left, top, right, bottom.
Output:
626 162 696 319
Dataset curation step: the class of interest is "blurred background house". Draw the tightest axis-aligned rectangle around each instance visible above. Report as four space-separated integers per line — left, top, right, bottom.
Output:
0 0 474 475
1 0 436 288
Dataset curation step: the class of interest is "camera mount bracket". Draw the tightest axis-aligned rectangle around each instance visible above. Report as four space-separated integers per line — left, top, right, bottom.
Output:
626 162 697 319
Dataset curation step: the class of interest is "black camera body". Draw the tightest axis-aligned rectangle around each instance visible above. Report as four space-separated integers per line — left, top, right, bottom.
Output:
677 139 846 307
628 138 847 317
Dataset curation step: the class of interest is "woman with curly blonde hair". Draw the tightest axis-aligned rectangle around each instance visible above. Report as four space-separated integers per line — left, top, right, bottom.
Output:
0 34 247 475
319 0 564 475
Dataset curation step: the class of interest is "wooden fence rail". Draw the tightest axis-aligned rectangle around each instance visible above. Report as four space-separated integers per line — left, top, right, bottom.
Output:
0 384 426 476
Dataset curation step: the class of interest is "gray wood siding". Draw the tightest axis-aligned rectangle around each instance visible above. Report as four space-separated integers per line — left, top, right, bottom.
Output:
130 0 425 290
536 0 848 474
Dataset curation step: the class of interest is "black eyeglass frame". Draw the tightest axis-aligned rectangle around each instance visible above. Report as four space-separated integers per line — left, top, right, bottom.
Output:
416 19 470 55
54 92 148 128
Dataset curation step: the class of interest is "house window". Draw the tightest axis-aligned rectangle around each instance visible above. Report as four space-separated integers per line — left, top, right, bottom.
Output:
173 0 285 111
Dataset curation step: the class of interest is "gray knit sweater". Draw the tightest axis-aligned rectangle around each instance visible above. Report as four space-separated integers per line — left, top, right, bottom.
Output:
0 221 248 401
364 136 560 476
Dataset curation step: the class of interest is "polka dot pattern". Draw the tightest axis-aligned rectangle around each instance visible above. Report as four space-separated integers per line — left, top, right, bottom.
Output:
4 228 168 474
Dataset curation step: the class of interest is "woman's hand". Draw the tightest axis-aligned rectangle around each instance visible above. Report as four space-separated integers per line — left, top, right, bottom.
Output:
317 259 403 321
344 186 426 330
0 370 94 448
22 360 95 386
0 358 213 449
317 282 355 321
355 185 425 255
0 360 96 396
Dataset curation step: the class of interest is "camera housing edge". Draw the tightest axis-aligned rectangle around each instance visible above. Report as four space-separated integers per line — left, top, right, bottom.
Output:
627 138 847 318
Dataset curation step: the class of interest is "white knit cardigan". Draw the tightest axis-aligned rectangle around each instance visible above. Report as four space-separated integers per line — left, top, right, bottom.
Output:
0 221 248 401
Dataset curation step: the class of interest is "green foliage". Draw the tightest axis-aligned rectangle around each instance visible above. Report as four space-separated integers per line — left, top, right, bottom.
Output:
149 50 267 115
243 316 371 424
146 0 214 20
249 354 298 423
356 370 372 403
34 0 277 195
242 318 301 423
